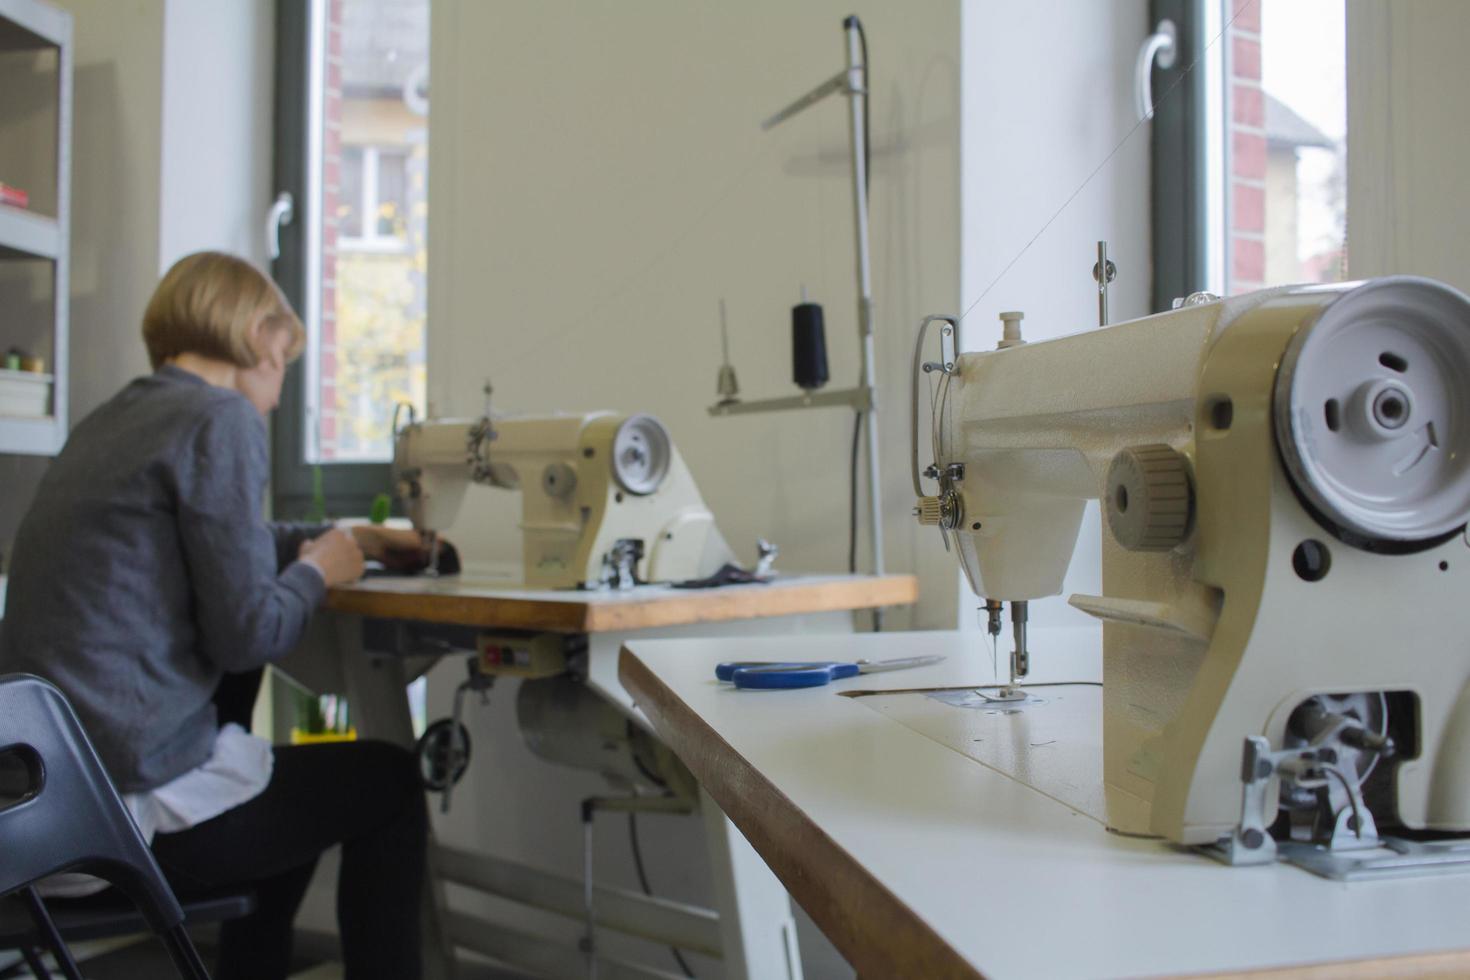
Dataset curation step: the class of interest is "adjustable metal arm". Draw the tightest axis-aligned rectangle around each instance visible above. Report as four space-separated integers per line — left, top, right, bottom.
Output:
760 69 855 130
711 17 885 583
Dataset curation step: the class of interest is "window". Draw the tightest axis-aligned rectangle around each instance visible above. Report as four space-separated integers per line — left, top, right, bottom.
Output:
313 0 428 464
1223 0 1346 293
271 0 429 515
339 145 412 249
1149 0 1347 308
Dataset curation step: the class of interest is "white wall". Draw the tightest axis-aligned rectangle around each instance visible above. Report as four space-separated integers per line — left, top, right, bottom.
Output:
62 0 166 421
1346 0 1470 293
425 1 1158 641
0 0 166 557
429 0 964 632
957 0 1152 631
159 0 276 271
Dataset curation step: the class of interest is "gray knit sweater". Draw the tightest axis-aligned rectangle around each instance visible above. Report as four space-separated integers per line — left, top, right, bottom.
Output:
0 366 328 792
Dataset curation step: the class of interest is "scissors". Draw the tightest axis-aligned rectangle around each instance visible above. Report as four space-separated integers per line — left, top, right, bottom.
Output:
714 655 945 689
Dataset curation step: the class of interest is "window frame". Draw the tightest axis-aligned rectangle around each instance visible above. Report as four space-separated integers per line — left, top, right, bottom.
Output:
1148 0 1216 313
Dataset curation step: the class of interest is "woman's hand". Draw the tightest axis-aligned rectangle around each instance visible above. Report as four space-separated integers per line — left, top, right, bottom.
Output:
299 528 366 586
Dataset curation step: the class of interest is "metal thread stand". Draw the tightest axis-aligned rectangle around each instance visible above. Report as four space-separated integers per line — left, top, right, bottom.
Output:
709 17 885 601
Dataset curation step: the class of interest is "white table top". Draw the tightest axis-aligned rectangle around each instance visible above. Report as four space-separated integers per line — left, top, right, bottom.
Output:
619 628 1470 979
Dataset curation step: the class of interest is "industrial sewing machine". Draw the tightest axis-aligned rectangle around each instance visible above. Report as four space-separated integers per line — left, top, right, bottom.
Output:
393 407 738 816
394 410 737 589
913 275 1470 877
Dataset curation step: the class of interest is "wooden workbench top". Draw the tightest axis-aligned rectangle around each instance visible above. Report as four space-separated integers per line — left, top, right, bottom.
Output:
325 572 915 633
619 629 1470 980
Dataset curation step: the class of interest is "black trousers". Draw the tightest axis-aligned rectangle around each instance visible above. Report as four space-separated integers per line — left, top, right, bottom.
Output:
149 671 428 980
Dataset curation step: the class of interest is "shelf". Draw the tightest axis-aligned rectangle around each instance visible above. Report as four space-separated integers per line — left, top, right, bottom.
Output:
0 0 69 51
0 0 68 459
0 413 60 455
0 205 58 260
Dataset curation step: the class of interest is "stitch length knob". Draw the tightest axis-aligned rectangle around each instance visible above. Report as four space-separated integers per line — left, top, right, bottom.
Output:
1106 444 1193 551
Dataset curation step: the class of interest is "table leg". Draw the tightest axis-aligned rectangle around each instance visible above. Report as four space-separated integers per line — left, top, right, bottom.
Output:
700 788 804 980
334 613 457 980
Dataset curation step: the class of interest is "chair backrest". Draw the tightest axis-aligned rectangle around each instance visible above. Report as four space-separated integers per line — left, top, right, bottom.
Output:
0 674 185 935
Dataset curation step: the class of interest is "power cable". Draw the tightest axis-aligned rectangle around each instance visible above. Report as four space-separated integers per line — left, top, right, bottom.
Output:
628 812 696 978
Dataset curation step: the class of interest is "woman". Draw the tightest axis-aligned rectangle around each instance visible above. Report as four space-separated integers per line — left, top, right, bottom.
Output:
0 252 427 980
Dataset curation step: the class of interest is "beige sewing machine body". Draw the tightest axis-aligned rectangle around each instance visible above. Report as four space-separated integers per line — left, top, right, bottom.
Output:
915 276 1470 876
395 411 735 589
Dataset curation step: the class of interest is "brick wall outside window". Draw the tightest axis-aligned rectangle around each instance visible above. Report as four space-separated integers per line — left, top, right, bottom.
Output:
1228 1 1265 293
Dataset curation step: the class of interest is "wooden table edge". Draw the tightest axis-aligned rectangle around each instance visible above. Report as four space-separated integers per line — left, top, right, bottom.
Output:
618 644 981 980
323 588 593 632
617 645 1470 980
582 573 917 632
1182 949 1470 979
326 573 918 634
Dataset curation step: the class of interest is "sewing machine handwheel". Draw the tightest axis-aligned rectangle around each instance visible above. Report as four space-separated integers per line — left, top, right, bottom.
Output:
1274 277 1470 545
416 718 472 791
612 414 671 495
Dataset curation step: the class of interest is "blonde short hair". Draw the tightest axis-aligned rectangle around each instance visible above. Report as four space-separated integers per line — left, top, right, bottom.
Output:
142 251 305 370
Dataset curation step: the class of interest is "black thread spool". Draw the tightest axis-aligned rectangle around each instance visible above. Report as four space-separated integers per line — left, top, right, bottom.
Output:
792 300 829 390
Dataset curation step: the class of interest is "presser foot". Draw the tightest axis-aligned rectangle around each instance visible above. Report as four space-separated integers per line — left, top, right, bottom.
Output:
973 685 1036 705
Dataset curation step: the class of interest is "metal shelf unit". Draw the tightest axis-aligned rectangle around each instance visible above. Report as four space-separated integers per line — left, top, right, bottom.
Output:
0 0 71 456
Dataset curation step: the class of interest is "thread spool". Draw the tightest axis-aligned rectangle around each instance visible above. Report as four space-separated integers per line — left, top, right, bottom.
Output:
792 299 829 391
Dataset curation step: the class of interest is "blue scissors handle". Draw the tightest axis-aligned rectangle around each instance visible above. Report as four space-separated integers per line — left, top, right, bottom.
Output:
714 661 789 682
731 662 861 689
715 660 846 683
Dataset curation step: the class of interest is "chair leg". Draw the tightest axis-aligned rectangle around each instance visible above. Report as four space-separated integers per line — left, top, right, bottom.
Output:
160 924 211 980
19 945 53 980
18 889 81 980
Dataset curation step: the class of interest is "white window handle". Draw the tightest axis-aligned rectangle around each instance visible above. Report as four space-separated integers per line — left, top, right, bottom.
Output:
1136 19 1178 122
266 191 295 261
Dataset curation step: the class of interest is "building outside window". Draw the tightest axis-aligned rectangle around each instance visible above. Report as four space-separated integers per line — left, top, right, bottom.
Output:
1224 0 1345 293
313 0 428 463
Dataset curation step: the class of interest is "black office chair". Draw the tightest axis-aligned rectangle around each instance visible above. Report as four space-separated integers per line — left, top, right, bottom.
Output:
0 673 213 980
